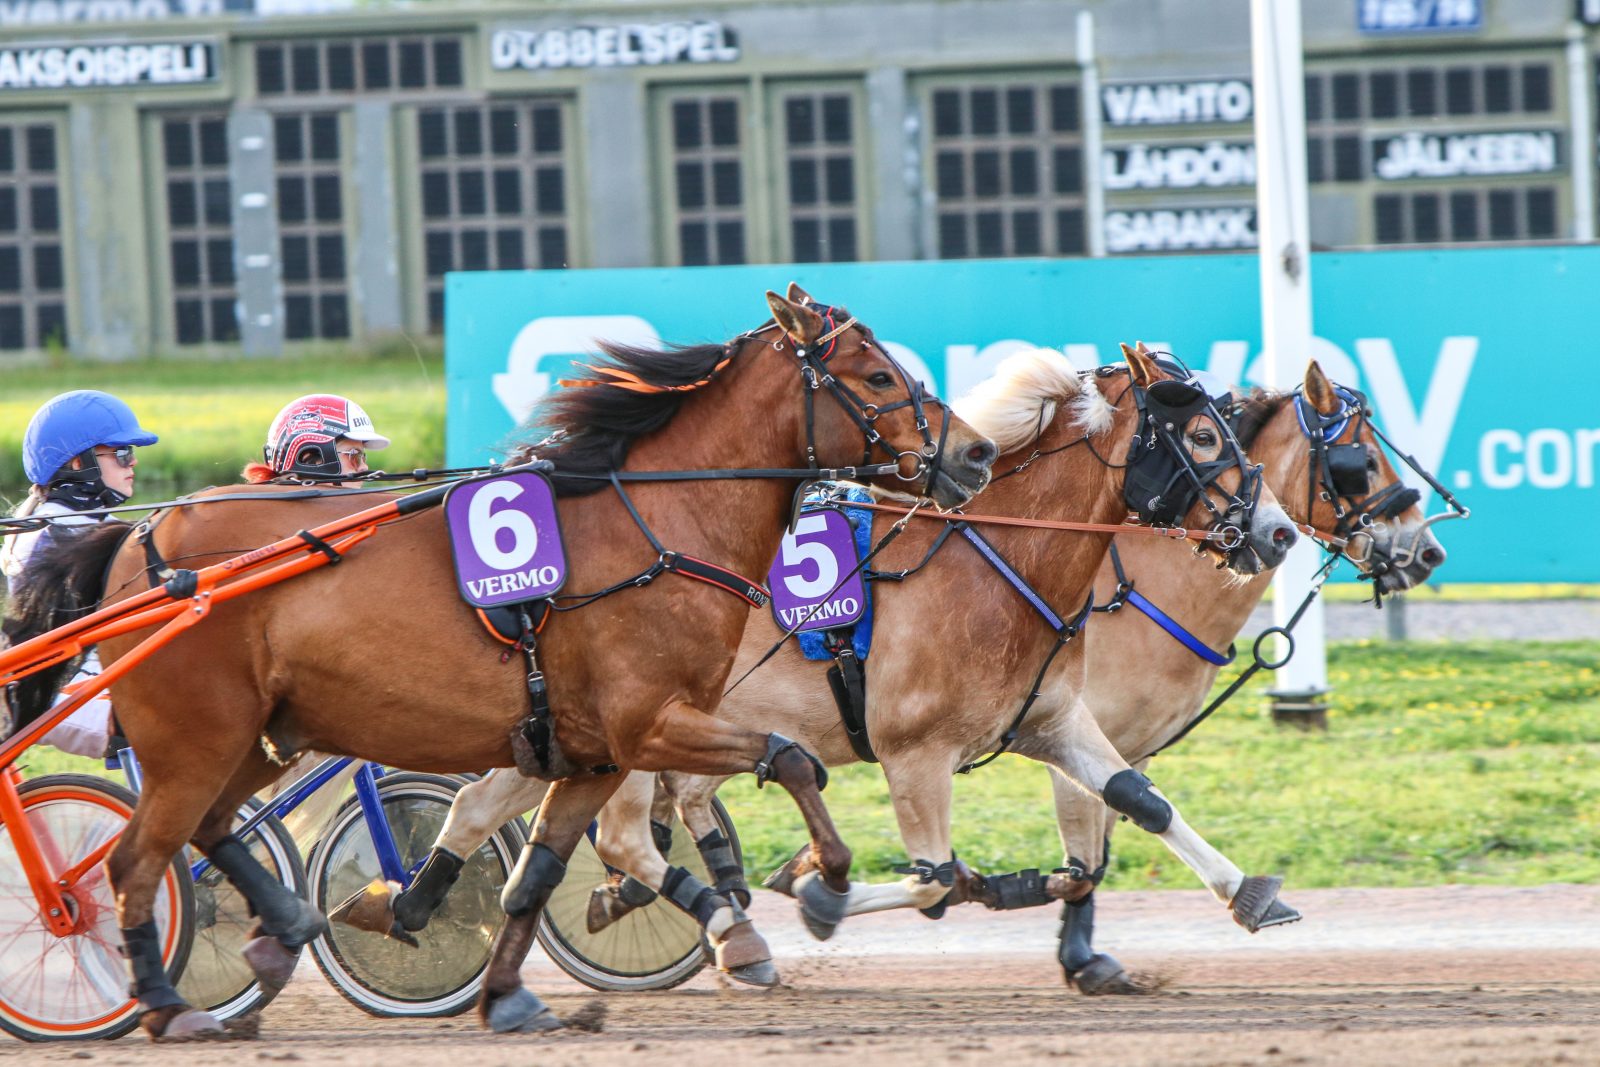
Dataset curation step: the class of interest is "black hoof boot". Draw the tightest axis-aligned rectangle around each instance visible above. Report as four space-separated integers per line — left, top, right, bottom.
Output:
1230 875 1302 933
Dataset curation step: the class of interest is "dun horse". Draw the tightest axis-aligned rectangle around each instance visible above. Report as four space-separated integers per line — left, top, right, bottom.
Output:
363 340 1305 985
1045 360 1450 992
0 287 995 1038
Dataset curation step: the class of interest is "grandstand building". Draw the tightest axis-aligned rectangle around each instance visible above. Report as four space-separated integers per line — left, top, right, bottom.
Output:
0 0 1587 356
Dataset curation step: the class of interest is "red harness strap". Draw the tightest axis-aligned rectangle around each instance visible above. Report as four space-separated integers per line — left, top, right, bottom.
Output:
660 552 771 608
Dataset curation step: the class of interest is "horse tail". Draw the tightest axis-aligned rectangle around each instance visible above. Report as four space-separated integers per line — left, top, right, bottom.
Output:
1 521 130 738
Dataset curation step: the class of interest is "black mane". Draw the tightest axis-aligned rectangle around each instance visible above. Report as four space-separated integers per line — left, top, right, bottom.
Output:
1230 388 1290 449
514 339 738 496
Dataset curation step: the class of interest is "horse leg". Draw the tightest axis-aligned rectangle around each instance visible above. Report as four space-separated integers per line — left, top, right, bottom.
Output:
479 772 623 1034
627 700 852 940
663 770 749 905
332 768 551 939
828 749 961 921
589 772 775 987
1047 765 1139 995
190 748 329 999
1037 697 1300 932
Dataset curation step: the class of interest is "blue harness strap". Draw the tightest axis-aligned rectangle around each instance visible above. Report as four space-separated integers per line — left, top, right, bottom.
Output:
957 524 1070 633
1123 588 1236 666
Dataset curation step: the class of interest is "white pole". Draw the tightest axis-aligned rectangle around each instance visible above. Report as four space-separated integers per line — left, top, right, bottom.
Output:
1251 0 1329 724
1077 12 1106 257
1567 22 1595 242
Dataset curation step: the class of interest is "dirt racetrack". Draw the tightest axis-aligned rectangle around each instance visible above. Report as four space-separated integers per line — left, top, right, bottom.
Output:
10 884 1599 1066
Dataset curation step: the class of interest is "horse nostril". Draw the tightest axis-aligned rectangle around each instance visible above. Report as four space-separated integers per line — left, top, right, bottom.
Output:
967 441 998 467
1271 526 1296 551
1421 547 1444 567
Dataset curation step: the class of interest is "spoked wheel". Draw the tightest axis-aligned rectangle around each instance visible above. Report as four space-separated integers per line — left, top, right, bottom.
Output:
0 774 194 1042
537 797 741 992
305 772 524 1018
177 797 305 1023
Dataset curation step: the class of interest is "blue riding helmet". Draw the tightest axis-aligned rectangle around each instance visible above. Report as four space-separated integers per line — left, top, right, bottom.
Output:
23 390 159 485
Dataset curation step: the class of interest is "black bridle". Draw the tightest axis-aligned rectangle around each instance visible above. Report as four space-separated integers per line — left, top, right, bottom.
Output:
1108 361 1263 557
741 301 949 502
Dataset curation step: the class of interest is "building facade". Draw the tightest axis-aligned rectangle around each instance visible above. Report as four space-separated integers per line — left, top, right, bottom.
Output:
0 0 1591 359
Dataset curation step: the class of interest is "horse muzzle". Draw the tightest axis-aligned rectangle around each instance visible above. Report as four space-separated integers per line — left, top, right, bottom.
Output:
926 436 997 508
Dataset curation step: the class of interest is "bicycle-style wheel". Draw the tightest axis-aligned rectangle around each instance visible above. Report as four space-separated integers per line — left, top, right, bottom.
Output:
536 797 740 992
0 774 194 1042
177 798 305 1023
305 772 524 1018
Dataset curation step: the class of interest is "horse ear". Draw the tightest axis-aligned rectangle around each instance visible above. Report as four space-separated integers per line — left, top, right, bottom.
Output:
786 281 818 306
766 290 825 345
1303 359 1342 415
1134 340 1153 357
1121 341 1160 387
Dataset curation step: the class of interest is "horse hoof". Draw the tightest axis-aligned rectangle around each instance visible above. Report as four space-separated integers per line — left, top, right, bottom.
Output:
329 878 402 937
1072 954 1142 996
586 884 622 934
714 918 776 985
1231 875 1302 933
794 871 848 942
240 937 298 996
485 988 564 1034
152 1008 225 1041
761 843 812 898
725 959 780 987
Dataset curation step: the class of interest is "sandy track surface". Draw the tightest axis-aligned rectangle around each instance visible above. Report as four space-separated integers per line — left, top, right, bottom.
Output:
11 884 1598 1066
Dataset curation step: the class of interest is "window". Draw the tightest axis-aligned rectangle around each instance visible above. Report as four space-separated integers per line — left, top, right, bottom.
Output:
256 36 465 97
416 100 572 331
1374 185 1558 244
925 78 1086 258
664 91 747 266
162 113 237 345
274 112 348 340
0 121 65 350
780 89 859 263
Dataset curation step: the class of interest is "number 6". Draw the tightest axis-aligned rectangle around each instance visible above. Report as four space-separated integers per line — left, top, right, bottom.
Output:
469 481 538 570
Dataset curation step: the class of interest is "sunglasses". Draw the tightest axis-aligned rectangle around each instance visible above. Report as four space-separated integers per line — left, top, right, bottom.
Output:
95 445 137 469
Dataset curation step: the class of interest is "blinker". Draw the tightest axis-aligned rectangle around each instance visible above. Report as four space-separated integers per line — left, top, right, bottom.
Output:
1325 443 1371 497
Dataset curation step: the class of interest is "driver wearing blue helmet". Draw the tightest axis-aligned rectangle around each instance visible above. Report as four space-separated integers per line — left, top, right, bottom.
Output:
2 390 158 757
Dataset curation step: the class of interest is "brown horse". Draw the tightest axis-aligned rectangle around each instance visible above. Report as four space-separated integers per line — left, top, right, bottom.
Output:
0 287 995 1038
365 341 1304 986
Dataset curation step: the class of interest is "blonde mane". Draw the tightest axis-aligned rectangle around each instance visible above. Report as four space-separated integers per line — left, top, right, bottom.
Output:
953 347 1114 454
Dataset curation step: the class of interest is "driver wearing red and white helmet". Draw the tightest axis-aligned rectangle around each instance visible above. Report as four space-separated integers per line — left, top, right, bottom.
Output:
243 394 391 485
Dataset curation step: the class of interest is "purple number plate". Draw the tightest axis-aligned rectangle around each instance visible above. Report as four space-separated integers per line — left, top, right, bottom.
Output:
767 507 865 633
445 471 568 608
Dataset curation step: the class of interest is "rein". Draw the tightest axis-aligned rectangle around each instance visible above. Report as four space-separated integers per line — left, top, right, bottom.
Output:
841 499 1244 546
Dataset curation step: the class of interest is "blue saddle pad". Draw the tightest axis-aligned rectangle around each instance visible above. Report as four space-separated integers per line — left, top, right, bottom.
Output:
796 487 874 662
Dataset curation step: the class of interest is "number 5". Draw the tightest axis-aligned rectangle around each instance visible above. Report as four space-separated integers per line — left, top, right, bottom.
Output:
780 514 837 598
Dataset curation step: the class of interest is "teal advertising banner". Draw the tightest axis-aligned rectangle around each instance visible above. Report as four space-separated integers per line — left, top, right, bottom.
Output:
446 248 1599 583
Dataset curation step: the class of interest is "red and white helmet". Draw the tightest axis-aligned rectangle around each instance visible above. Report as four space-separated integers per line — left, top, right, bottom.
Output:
264 394 390 477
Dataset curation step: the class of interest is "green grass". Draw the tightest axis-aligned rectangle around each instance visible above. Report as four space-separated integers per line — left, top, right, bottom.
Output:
713 638 1600 890
0 345 447 503
19 639 1599 892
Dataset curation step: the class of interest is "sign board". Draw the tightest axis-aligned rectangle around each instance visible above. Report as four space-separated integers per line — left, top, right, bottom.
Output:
1371 131 1560 181
1103 141 1255 191
490 21 738 71
1358 0 1482 33
0 39 217 90
446 249 1600 583
446 471 567 607
1106 206 1257 254
768 508 867 633
1101 79 1253 127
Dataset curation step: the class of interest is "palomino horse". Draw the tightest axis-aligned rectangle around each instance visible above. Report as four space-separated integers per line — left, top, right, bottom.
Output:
368 340 1304 983
0 288 995 1038
1044 359 1451 993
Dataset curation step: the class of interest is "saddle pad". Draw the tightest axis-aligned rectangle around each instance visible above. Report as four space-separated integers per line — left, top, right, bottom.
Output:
445 470 567 608
792 487 873 662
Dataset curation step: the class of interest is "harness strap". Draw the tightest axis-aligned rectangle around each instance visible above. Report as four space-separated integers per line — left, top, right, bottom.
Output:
1122 589 1236 666
955 524 1068 632
661 553 770 608
295 529 344 565
823 628 875 764
133 521 176 587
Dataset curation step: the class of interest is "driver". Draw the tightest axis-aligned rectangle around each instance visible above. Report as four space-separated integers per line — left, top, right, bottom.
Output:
242 394 391 487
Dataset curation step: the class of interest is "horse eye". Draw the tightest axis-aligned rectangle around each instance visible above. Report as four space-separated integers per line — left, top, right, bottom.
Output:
1192 429 1217 448
866 372 895 390
1367 457 1379 471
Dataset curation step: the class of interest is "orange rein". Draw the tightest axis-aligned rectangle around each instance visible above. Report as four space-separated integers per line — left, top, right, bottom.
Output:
0 494 417 771
845 499 1310 545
